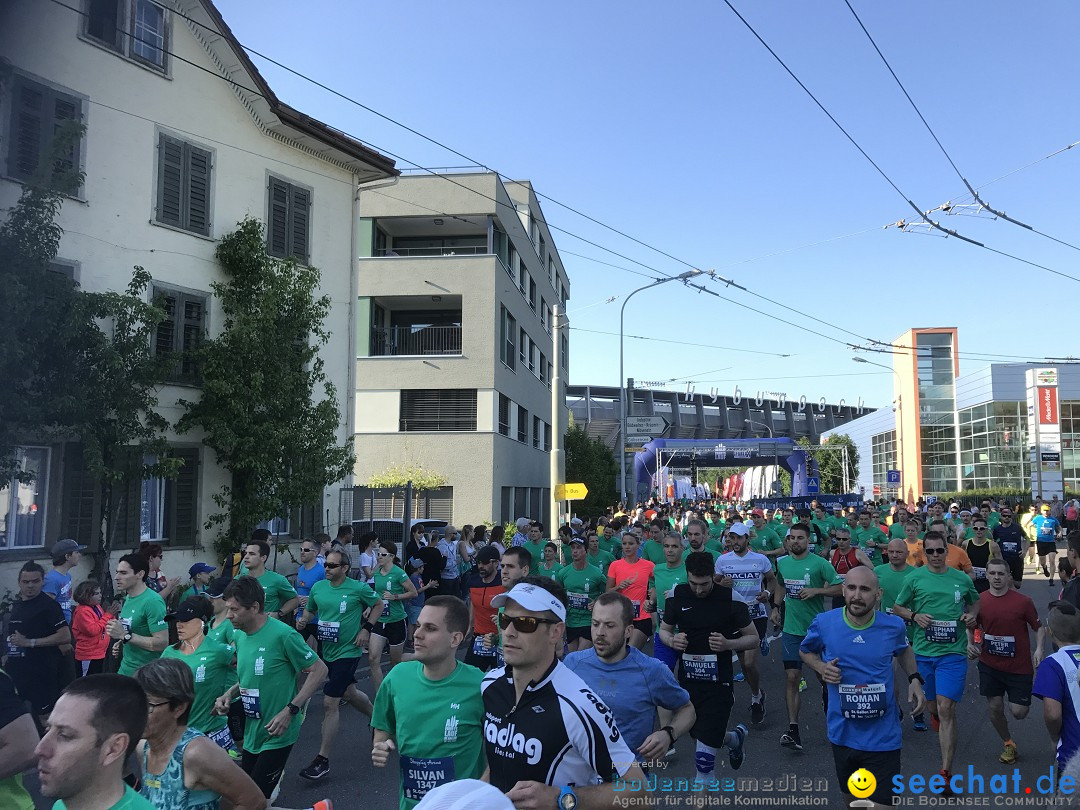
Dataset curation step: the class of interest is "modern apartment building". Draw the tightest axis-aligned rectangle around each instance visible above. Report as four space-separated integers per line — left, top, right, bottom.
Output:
354 173 570 527
0 0 396 567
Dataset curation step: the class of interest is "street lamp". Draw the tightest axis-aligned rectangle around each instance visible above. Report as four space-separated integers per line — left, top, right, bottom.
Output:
853 356 904 498
619 269 703 504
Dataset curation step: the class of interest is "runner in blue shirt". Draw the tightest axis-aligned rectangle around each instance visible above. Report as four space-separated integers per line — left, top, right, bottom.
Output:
1034 504 1063 586
294 541 326 650
1033 600 1080 773
800 565 926 807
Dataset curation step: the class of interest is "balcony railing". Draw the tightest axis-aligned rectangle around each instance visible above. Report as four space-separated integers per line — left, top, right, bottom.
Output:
370 325 462 357
376 245 488 257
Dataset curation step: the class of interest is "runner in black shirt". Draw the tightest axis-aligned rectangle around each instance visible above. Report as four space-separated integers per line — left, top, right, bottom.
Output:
659 551 756 784
5 562 69 721
992 507 1026 587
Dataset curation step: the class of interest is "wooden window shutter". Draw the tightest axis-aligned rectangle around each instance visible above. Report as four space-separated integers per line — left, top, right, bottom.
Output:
61 444 99 549
168 448 200 546
268 178 289 257
157 134 184 227
10 77 45 180
179 293 204 381
111 451 143 549
289 185 310 264
185 145 211 236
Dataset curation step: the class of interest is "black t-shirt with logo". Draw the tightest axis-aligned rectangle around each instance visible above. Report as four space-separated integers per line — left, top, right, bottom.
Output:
664 583 750 686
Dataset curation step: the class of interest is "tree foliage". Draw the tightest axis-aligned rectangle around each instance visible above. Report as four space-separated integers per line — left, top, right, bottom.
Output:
798 434 860 494
367 465 448 491
178 217 354 555
564 421 617 515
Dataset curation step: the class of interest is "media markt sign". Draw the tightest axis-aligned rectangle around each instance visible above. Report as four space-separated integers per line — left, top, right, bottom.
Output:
1026 367 1064 499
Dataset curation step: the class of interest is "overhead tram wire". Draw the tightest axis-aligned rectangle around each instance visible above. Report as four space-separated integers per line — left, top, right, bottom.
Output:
842 0 1080 256
569 327 793 358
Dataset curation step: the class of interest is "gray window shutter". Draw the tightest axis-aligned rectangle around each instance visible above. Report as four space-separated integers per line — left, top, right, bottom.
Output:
61 444 99 549
185 145 211 236
168 448 200 545
157 134 183 227
9 77 44 180
268 177 289 257
111 451 142 549
179 293 204 381
290 185 310 264
155 289 177 354
51 94 80 177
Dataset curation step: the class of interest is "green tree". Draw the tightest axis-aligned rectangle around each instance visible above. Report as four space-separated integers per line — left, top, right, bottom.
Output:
564 422 617 515
178 217 354 556
798 435 859 494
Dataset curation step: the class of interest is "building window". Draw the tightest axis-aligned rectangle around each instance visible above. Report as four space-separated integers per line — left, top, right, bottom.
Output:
540 298 547 329
548 255 556 289
500 487 513 525
517 407 528 444
153 286 207 384
528 277 537 311
539 353 547 385
267 177 311 264
500 307 516 371
256 516 290 536
6 74 84 189
532 416 541 449
518 263 528 298
131 0 167 68
528 338 536 374
140 454 166 541
156 133 211 235
561 334 569 370
498 394 511 436
86 0 124 50
400 390 477 432
0 447 50 549
538 234 546 264
519 327 527 368
543 422 551 452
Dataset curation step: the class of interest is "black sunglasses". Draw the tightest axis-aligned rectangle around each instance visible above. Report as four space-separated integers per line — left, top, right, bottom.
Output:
324 562 343 569
498 614 559 633
924 547 947 555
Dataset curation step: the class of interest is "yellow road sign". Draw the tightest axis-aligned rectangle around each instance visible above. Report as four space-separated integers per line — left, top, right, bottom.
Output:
555 483 588 500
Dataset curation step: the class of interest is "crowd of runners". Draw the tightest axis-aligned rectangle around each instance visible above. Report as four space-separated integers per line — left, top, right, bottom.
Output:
4 496 1080 809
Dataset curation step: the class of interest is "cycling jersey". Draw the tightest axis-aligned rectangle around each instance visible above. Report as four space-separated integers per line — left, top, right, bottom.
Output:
481 660 635 792
716 551 771 619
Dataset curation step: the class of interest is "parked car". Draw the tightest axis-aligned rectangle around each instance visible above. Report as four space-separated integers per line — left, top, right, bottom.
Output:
351 518 448 560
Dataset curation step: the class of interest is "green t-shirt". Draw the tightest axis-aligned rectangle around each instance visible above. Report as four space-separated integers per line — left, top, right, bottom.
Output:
374 565 410 624
705 538 724 554
178 584 208 605
640 540 666 565
234 617 317 753
372 661 486 810
586 550 615 575
255 570 298 615
854 526 889 565
811 517 833 541
776 553 842 637
599 537 621 558
206 617 235 648
681 547 719 564
520 541 548 571
537 561 563 579
308 578 380 661
707 520 727 539
54 785 155 810
874 563 916 613
161 638 236 735
555 564 608 628
894 566 980 658
749 524 782 555
118 587 168 676
888 522 908 539
651 563 688 625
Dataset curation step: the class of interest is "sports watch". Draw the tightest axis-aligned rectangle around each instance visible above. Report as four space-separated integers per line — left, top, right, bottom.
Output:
286 702 301 715
558 785 578 809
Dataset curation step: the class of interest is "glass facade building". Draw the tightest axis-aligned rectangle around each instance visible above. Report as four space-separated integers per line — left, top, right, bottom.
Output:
916 331 959 493
871 430 898 497
958 401 1029 490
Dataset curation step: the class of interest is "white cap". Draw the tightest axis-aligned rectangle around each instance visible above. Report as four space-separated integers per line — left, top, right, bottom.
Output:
415 780 515 810
570 517 583 526
490 582 567 622
728 523 750 537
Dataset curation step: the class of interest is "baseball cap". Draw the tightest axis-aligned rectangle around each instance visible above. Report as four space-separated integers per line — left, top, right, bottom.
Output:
750 508 764 517
52 538 86 557
415 779 514 810
568 536 585 545
728 523 750 537
476 546 501 563
407 557 425 569
205 576 232 599
490 582 567 622
167 597 210 623
188 562 216 578
569 517 583 527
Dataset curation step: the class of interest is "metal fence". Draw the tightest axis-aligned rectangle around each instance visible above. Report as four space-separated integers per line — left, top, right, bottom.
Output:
340 485 454 524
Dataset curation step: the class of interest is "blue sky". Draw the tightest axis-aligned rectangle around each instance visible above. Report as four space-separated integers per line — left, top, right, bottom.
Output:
219 0 1079 409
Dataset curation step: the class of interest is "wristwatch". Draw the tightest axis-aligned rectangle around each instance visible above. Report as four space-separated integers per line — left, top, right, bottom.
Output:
286 702 301 716
557 785 578 810
661 725 676 746
908 672 925 684
123 632 133 643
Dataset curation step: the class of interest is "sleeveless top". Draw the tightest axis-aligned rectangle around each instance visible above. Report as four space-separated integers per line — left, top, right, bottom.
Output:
966 540 992 580
140 727 220 810
831 547 860 576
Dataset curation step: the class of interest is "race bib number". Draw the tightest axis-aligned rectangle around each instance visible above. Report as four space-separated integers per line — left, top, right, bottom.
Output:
5 640 23 659
746 600 767 619
1042 524 1054 535
381 601 391 618
471 635 498 658
784 581 805 599
207 725 235 751
121 617 132 633
972 566 987 580
836 573 847 584
1001 541 1019 555
401 756 455 802
839 683 887 719
984 634 1016 657
567 592 589 611
317 621 341 643
925 620 958 644
240 687 261 718
632 600 641 619
682 653 719 682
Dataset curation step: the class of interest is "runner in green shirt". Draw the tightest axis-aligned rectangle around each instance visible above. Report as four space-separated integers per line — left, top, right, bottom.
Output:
555 539 608 651
520 523 548 575
215 576 326 798
647 534 688 627
640 521 667 564
585 533 615 576
296 548 382 781
888 507 911 539
748 510 784 565
771 523 843 752
536 543 564 579
240 540 299 619
599 524 622 558
683 519 719 561
176 562 216 606
371 541 418 694
372 597 486 810
855 510 890 566
107 554 168 677
204 577 236 648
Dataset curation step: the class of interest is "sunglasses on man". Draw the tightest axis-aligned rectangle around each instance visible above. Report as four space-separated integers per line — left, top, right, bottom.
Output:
498 614 560 633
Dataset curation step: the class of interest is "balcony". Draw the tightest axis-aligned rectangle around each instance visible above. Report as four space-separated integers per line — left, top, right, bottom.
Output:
376 244 487 258
370 324 462 357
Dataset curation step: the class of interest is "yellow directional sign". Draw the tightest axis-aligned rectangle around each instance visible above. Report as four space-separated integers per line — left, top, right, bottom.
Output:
555 483 588 500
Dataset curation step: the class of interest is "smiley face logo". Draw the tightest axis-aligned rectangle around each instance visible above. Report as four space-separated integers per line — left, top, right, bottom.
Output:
848 768 876 799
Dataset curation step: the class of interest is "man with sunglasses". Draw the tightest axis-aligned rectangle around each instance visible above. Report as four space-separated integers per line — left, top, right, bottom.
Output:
962 518 1001 593
294 549 383 782
992 507 1027 588
482 579 647 808
892 531 980 792
294 540 326 650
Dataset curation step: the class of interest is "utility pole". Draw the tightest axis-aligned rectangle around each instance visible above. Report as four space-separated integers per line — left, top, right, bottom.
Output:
550 303 564 530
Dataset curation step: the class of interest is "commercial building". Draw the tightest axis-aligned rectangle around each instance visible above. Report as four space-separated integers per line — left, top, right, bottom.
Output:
353 173 570 527
824 327 1080 500
0 0 396 562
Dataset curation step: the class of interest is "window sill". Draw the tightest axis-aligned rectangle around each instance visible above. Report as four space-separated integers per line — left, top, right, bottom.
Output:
78 34 172 80
149 219 217 243
358 354 466 360
1 174 87 204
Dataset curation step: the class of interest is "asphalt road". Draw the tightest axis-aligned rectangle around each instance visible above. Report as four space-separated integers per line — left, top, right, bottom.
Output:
22 560 1078 809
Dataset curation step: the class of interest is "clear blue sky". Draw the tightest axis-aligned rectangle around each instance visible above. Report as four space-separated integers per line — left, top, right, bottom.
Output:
219 0 1079 409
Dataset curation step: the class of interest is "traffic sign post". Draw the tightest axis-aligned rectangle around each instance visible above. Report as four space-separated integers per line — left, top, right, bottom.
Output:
625 416 669 436
806 476 820 495
555 483 588 501
626 435 653 445
886 470 901 486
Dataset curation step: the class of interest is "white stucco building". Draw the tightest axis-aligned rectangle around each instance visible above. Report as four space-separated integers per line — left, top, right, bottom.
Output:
0 0 397 573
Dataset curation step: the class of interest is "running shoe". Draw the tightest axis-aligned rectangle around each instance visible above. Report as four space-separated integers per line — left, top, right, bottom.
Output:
779 727 802 751
299 755 330 781
312 802 334 810
930 713 940 732
760 635 771 656
734 671 745 683
727 724 748 770
999 742 1018 764
750 691 766 726
912 713 927 732
939 770 956 797
798 677 807 693
1044 564 1051 577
